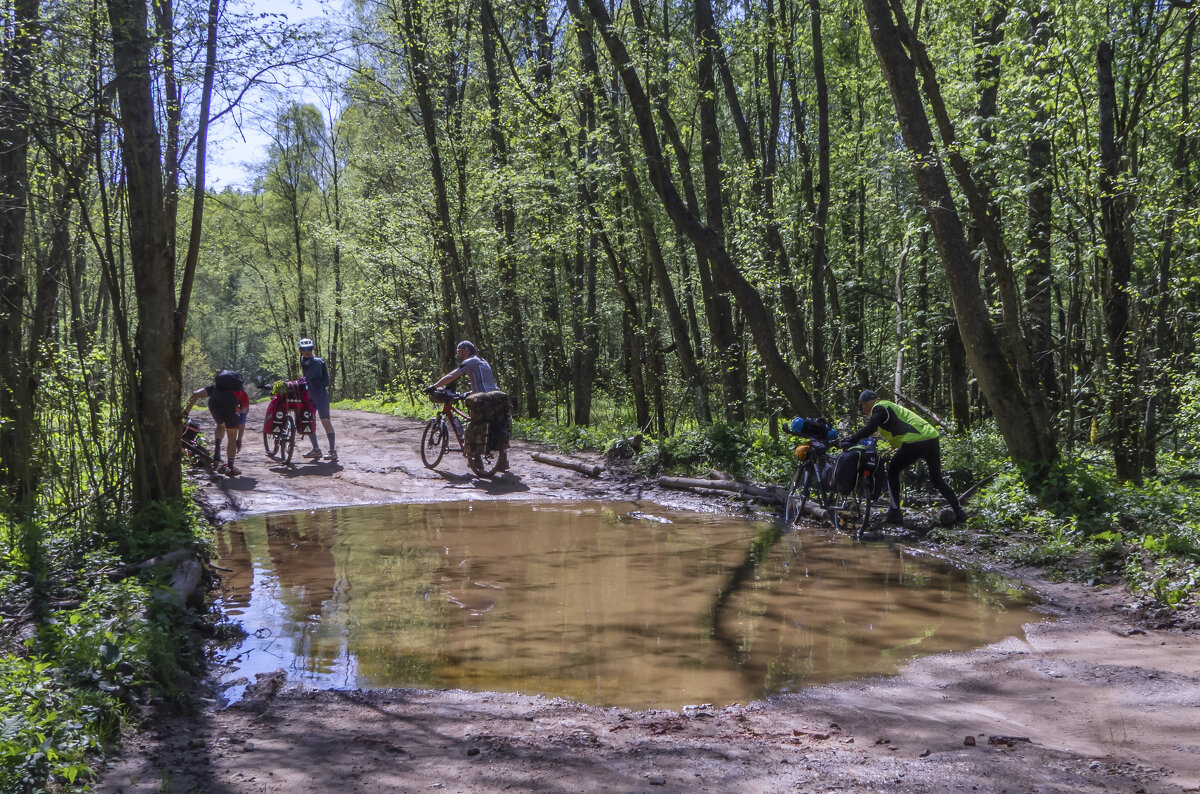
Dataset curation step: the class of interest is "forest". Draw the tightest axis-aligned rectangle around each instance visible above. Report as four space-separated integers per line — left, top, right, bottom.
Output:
1 0 1199 786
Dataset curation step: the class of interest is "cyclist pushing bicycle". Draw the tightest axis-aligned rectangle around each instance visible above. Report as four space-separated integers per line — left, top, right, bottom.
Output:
429 340 511 473
841 390 966 526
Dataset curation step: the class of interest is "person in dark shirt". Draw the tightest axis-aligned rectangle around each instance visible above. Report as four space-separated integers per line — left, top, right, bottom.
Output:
843 390 966 525
184 372 244 476
298 338 336 461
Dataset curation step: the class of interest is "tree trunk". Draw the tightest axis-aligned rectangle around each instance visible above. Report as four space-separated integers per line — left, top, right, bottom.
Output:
1097 40 1140 483
1023 7 1057 410
1142 13 1195 474
107 0 184 505
482 0 539 417
862 0 1057 477
0 0 40 510
401 0 479 345
809 0 831 379
570 0 818 416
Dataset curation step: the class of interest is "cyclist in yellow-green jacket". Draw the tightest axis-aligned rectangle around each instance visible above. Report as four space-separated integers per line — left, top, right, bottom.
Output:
842 390 966 525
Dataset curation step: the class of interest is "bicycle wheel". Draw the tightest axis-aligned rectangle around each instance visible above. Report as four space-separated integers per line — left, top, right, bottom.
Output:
421 416 449 468
857 473 875 536
263 428 279 458
784 468 806 525
185 441 214 470
280 415 297 464
470 447 502 477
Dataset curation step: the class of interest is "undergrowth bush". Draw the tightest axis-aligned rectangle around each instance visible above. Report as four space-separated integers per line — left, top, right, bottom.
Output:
0 498 209 791
933 457 1200 604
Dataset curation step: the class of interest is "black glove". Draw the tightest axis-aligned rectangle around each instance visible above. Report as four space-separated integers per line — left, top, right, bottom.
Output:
423 385 435 395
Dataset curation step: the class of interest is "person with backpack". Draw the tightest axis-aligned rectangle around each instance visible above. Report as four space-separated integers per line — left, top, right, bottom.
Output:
298 338 336 461
184 369 245 476
841 390 966 525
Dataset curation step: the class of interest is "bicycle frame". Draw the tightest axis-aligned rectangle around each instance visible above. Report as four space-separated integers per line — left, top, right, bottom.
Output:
783 435 834 526
420 388 503 476
439 400 470 449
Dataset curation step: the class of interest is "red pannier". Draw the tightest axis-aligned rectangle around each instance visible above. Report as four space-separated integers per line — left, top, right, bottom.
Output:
263 378 316 435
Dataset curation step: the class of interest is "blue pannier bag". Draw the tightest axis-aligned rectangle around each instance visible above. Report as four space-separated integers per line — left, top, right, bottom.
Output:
790 416 837 442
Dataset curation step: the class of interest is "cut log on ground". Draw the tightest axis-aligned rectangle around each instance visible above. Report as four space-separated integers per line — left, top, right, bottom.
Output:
108 548 193 581
530 452 604 476
166 559 204 610
658 477 785 504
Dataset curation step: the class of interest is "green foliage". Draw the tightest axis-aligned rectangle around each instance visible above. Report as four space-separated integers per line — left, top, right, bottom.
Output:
98 500 205 563
0 496 209 791
0 655 111 792
333 391 428 421
633 423 794 482
513 418 616 454
938 453 1200 603
36 579 186 696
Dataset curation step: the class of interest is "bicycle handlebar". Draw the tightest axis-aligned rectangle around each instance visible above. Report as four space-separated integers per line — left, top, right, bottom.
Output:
424 386 468 403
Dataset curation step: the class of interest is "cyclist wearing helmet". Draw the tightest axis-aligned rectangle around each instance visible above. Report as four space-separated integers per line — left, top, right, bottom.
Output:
842 389 966 525
432 341 510 471
298 338 337 461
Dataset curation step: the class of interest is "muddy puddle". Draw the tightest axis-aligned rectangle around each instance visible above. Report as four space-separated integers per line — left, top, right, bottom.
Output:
212 500 1045 709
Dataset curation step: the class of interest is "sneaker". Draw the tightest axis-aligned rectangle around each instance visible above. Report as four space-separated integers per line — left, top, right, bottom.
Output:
303 448 322 459
885 507 904 525
225 463 241 476
496 453 510 472
324 451 338 461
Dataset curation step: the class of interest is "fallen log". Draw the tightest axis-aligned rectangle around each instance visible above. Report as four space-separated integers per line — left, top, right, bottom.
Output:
163 560 204 610
658 477 785 504
108 548 192 581
531 451 604 477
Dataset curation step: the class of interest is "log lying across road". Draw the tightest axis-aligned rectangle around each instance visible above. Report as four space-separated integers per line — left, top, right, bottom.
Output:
531 451 605 477
658 476 786 504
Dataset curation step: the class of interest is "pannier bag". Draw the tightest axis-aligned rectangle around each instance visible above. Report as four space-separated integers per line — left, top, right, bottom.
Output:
790 416 838 442
829 441 880 495
262 379 316 435
214 369 244 390
464 391 511 456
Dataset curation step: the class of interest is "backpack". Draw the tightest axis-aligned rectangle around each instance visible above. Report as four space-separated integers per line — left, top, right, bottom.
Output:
214 369 243 390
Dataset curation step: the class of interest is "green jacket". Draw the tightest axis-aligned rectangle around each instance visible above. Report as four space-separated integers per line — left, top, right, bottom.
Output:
848 399 939 449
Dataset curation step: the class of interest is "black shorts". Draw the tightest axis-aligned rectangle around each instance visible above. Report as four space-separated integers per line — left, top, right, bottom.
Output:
207 390 241 428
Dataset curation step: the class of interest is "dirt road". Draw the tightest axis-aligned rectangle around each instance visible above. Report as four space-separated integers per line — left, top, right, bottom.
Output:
98 405 1200 793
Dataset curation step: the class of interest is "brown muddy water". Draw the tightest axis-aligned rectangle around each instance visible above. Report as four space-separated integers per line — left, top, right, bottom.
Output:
212 500 1045 709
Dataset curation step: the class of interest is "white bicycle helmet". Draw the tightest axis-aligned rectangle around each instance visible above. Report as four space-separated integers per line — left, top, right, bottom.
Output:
298 338 314 351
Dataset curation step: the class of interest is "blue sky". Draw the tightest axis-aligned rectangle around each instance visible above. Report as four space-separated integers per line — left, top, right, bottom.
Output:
206 0 334 189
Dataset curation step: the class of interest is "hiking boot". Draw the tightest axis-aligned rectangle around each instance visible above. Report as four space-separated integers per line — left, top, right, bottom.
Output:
885 507 904 525
496 452 510 472
302 448 322 459
225 463 241 477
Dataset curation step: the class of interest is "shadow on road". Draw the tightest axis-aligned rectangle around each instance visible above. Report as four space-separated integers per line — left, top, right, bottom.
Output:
268 461 345 478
